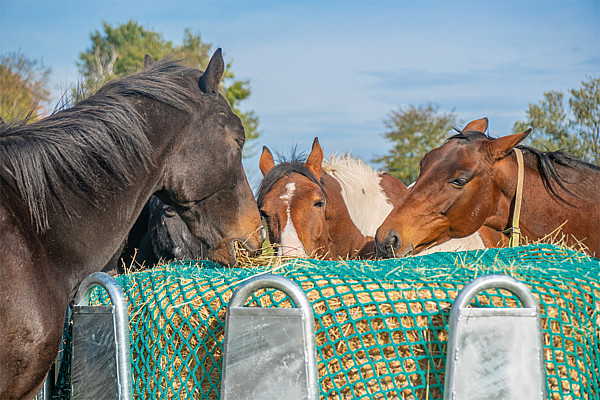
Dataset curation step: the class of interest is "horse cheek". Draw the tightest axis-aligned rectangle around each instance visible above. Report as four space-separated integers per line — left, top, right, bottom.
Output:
311 216 327 255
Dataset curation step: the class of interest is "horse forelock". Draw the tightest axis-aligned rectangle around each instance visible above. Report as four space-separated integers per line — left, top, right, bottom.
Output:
323 154 393 237
447 130 490 143
0 59 197 232
256 160 326 208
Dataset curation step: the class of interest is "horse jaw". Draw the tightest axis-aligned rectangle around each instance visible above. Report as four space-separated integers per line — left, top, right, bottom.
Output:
417 232 485 255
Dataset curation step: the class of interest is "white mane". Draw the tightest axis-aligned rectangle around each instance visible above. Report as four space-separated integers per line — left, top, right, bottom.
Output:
322 154 393 237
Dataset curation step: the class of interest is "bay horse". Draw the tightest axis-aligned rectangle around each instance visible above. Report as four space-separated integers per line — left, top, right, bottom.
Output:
375 117 600 258
257 138 501 259
0 50 263 399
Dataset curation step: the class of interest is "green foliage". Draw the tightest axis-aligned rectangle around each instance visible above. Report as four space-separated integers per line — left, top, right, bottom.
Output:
77 20 259 156
373 103 457 184
0 51 51 121
514 76 599 166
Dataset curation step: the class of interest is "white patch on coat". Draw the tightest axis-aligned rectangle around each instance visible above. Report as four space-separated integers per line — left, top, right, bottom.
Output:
278 182 308 257
419 232 485 255
323 154 393 237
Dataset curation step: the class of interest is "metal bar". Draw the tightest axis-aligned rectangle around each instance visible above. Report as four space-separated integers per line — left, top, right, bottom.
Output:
222 273 319 400
72 272 132 400
444 274 546 400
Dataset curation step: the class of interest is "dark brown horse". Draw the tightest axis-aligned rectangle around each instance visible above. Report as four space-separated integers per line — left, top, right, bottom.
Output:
0 50 263 399
257 138 501 259
375 118 600 258
103 195 208 273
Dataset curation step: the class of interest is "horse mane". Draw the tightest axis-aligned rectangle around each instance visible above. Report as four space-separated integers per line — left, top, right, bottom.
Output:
447 130 599 203
323 154 394 236
256 151 326 208
0 60 195 231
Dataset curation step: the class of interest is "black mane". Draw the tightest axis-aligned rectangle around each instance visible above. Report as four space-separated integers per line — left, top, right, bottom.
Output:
256 153 326 208
0 60 195 231
447 130 599 203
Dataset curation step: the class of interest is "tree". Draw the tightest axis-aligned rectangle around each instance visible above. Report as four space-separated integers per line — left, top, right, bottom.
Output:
77 20 259 156
0 51 51 121
373 103 457 184
513 76 599 165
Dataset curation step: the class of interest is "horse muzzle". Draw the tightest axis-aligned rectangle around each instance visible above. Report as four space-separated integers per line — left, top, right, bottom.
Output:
375 229 413 258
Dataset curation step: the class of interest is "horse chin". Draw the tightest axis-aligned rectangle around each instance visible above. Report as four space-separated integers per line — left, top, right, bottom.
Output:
207 241 238 267
397 244 415 258
208 238 262 267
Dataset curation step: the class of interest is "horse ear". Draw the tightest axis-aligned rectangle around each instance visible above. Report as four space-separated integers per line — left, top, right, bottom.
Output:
305 137 324 180
144 54 156 69
259 146 275 176
486 129 532 160
199 48 224 94
462 117 488 133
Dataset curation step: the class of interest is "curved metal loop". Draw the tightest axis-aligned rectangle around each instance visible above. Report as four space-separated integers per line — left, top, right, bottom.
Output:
72 272 132 400
225 273 319 400
453 274 538 311
229 273 312 313
74 272 128 308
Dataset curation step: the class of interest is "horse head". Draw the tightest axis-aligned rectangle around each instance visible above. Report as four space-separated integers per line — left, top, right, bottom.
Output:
257 138 331 257
375 117 533 257
258 138 406 259
149 50 265 266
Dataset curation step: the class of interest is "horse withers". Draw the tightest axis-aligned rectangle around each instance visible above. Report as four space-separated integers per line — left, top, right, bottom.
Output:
0 50 263 399
375 117 600 258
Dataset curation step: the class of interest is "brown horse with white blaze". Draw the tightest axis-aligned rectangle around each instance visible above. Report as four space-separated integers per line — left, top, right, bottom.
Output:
375 118 600 258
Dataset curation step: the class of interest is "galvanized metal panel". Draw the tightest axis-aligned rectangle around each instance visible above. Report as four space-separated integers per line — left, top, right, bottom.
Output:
444 274 546 400
71 272 132 400
221 274 319 400
223 307 309 399
71 305 119 400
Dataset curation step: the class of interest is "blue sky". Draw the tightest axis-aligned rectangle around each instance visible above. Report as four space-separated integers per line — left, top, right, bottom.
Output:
1 0 598 187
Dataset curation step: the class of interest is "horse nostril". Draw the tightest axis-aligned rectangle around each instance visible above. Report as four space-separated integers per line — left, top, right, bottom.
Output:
389 231 399 246
386 230 401 253
375 229 402 259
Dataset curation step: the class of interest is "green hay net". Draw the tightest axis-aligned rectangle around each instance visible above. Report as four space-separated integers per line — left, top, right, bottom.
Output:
54 244 600 399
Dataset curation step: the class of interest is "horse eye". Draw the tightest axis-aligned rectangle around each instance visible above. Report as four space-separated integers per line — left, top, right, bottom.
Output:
163 206 176 217
450 177 468 187
314 200 325 209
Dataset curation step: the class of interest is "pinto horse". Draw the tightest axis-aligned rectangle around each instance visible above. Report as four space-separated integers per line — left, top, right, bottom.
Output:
375 118 600 258
0 50 263 399
257 138 500 259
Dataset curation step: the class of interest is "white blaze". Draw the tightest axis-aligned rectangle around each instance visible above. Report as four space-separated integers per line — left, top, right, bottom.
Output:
278 182 308 257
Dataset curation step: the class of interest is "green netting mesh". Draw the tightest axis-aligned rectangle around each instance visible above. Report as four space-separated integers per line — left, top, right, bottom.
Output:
54 244 600 399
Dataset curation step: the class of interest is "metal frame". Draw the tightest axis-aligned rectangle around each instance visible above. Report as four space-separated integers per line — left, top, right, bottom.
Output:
221 273 319 399
72 272 133 400
444 274 546 400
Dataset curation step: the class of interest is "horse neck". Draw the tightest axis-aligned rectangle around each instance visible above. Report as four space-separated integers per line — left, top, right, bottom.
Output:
491 151 600 254
42 111 176 289
323 157 396 238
